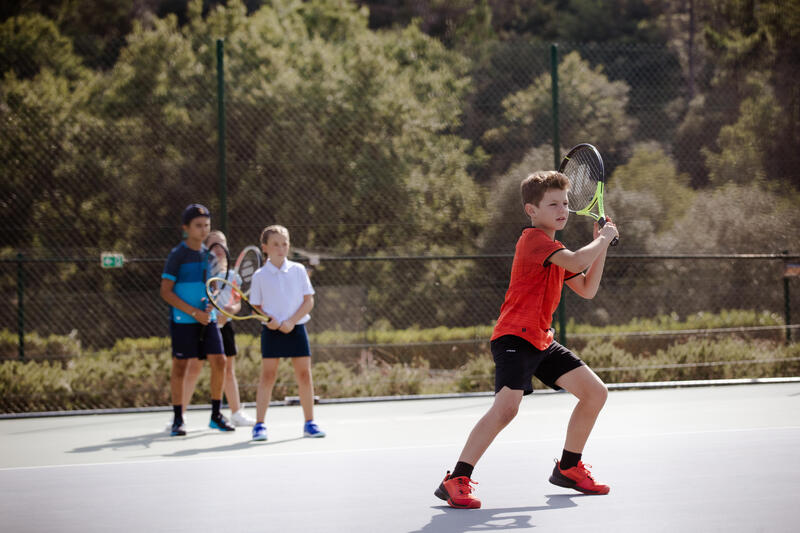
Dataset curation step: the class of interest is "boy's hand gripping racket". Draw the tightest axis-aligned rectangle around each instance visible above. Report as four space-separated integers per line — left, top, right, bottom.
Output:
198 241 229 343
558 143 619 246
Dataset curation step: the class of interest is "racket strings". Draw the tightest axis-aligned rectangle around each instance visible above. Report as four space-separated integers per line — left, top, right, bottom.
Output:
207 276 267 321
564 150 602 211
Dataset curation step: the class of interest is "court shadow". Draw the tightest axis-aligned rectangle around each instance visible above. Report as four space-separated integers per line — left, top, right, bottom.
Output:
410 494 591 533
162 436 305 457
68 431 193 454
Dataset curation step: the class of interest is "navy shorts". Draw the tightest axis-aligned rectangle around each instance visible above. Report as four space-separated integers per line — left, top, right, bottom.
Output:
170 321 224 360
491 335 585 395
220 321 237 357
260 324 311 358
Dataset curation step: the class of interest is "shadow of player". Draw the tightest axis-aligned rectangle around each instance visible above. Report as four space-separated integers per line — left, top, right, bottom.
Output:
411 494 593 533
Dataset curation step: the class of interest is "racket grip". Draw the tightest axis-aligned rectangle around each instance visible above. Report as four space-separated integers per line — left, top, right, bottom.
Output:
598 218 619 247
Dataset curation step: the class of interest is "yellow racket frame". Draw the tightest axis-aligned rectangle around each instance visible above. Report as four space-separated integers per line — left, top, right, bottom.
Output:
205 276 272 323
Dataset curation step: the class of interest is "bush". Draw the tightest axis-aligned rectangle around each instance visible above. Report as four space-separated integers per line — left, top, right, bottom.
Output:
1 310 798 413
0 329 81 361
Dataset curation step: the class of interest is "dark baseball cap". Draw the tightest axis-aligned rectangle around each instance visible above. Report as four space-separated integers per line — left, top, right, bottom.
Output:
181 204 211 225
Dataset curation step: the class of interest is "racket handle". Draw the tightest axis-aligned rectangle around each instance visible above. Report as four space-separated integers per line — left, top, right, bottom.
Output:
598 218 619 247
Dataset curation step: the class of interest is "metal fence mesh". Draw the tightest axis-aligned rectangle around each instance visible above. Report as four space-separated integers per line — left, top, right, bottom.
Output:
2 254 798 361
2 26 799 412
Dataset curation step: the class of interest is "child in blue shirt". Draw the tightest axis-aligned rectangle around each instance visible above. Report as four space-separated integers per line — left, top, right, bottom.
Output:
159 204 235 436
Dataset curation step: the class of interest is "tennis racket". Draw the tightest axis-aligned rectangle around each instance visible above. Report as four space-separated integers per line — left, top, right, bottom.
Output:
233 245 262 296
205 276 271 323
558 143 619 246
198 241 229 343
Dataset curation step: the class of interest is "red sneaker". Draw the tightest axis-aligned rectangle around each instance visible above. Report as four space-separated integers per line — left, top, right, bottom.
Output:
548 460 610 495
434 471 481 509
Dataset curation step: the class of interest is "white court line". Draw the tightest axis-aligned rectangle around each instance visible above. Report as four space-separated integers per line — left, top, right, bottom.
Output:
1 425 798 473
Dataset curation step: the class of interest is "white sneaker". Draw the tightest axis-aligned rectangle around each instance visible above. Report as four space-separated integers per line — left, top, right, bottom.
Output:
231 409 256 427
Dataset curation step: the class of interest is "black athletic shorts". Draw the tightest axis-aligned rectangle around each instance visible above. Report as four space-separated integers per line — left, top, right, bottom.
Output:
220 321 237 357
169 321 224 360
491 334 585 395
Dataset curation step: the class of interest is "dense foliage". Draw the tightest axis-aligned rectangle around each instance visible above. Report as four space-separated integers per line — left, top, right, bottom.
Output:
2 0 798 256
1 1 798 346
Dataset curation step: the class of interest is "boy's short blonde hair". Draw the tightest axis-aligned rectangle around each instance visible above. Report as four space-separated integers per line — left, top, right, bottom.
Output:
205 230 226 245
520 171 570 208
260 225 290 244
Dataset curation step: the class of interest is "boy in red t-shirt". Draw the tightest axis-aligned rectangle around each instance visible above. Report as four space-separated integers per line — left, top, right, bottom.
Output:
435 170 619 509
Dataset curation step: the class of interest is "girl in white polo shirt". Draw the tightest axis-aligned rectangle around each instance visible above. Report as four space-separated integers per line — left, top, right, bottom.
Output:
249 225 325 441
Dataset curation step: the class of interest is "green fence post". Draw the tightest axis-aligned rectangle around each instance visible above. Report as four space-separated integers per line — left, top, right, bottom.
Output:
216 38 228 236
783 250 792 344
16 252 24 360
551 43 567 346
785 277 792 344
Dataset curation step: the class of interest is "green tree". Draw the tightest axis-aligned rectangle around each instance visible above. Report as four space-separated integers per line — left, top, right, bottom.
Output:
702 72 786 187
611 141 695 233
1 1 137 68
0 14 86 80
93 11 218 251
180 0 485 256
0 15 94 251
483 50 636 173
672 0 800 189
656 182 800 254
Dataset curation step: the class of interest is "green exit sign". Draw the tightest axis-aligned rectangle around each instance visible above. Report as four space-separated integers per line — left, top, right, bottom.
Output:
101 252 125 268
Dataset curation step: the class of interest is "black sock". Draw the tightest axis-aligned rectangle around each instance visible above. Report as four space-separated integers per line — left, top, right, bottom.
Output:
451 461 474 480
211 399 221 417
560 449 582 470
173 405 183 424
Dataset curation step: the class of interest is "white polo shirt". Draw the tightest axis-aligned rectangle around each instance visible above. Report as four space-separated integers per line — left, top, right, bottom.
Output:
249 259 314 324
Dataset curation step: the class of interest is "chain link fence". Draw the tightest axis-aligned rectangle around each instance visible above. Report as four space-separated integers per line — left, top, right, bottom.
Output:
2 17 799 412
2 253 798 359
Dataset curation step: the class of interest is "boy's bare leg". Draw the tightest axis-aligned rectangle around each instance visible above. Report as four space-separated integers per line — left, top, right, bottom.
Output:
182 358 204 411
554 366 608 453
549 365 610 494
256 358 280 422
170 358 189 405
207 353 226 401
291 356 314 421
224 356 241 413
458 387 524 465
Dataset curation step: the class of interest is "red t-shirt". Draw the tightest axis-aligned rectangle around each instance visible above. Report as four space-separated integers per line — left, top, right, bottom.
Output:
491 228 579 350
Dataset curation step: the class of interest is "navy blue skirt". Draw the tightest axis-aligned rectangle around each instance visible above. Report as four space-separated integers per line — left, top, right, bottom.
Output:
260 323 311 358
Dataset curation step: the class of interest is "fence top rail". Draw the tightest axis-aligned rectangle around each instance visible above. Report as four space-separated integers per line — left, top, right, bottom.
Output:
1 252 798 264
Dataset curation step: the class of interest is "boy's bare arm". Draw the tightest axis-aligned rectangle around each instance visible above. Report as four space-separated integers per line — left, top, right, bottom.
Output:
159 278 211 324
559 218 618 299
565 246 608 299
549 223 616 273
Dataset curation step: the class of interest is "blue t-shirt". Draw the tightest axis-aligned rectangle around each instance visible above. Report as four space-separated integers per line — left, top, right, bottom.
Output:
162 242 216 324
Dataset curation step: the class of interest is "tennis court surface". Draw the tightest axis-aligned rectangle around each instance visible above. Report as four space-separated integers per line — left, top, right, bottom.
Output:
2 382 798 532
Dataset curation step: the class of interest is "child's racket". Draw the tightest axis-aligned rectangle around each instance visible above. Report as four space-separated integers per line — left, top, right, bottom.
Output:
198 241 229 343
233 245 262 296
205 276 271 323
558 143 619 246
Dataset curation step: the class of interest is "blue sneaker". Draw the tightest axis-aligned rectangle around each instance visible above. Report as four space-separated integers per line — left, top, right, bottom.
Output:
303 420 326 438
209 413 235 431
252 423 268 441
